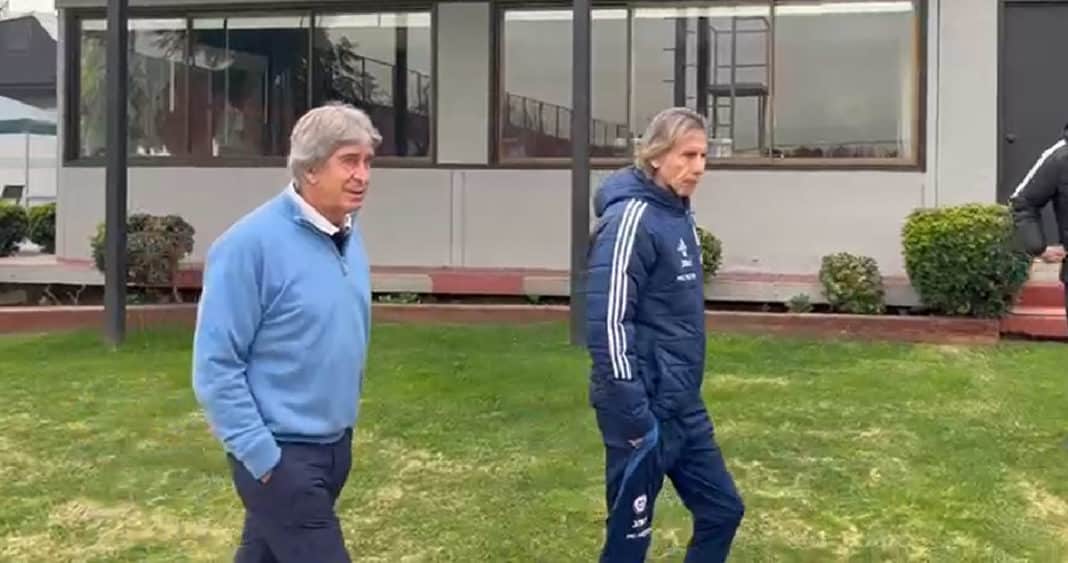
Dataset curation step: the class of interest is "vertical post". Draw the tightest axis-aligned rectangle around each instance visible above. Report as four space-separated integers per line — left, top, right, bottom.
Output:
728 16 737 141
394 24 409 156
673 17 687 106
696 16 709 118
570 0 591 346
23 131 30 206
105 0 128 345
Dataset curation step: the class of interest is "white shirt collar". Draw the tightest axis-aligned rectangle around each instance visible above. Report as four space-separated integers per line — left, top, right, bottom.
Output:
288 183 352 236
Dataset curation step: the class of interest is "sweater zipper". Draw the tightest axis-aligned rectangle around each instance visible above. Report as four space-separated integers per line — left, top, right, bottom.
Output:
298 219 349 276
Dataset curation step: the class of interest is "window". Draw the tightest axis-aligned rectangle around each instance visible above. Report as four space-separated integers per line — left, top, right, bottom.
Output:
190 16 309 157
773 1 917 160
631 4 772 159
497 1 923 165
313 12 433 157
79 18 189 158
71 9 432 163
499 9 629 161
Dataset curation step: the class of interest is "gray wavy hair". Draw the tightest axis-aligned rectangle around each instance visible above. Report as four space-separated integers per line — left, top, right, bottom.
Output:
288 102 382 184
633 107 708 177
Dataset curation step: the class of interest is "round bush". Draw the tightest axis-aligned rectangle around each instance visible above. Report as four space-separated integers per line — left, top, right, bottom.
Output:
902 204 1031 318
90 213 195 287
819 252 886 315
0 201 29 257
696 225 723 281
28 202 56 253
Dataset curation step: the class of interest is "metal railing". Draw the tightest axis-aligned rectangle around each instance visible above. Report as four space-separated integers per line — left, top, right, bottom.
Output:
503 92 629 148
348 54 431 115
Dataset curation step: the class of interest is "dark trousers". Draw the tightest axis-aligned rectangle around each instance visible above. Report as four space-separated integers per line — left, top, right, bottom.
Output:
596 405 744 563
227 429 353 563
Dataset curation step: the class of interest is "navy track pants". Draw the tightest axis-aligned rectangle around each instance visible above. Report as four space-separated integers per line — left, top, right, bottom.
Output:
596 405 744 563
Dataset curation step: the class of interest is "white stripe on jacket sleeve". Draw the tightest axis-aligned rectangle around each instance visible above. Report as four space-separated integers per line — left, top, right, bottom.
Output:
1011 139 1067 199
607 199 648 381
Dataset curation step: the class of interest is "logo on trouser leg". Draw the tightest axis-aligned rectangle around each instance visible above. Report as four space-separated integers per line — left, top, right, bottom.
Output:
633 495 647 514
626 527 653 540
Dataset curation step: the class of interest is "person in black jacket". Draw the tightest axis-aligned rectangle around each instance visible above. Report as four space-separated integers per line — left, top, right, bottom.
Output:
1009 123 1068 318
584 107 744 563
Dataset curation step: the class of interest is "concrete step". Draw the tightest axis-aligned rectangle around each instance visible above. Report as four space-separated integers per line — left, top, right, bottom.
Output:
1016 282 1064 309
1001 306 1067 340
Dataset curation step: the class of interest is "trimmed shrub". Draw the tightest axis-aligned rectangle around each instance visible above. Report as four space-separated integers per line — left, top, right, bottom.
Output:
819 252 886 315
91 213 195 298
696 226 723 281
0 201 29 257
28 202 56 253
901 203 1031 318
787 293 814 314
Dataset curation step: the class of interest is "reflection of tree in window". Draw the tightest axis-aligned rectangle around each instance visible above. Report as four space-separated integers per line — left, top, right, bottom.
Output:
312 13 433 158
78 19 188 158
78 25 106 157
76 12 433 161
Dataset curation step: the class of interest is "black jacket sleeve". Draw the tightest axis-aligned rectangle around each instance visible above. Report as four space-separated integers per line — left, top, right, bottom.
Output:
1010 150 1066 256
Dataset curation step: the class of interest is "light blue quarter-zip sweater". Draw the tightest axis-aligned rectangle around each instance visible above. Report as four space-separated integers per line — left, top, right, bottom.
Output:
192 187 371 479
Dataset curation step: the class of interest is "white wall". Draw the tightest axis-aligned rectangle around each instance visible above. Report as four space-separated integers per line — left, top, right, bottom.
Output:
53 0 1002 305
56 164 924 277
930 0 998 205
56 167 458 266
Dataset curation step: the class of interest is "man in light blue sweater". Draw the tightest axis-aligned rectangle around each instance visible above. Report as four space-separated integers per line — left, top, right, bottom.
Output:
192 103 376 562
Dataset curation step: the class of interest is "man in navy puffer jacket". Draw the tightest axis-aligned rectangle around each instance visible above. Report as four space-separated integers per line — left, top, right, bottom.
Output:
585 107 744 563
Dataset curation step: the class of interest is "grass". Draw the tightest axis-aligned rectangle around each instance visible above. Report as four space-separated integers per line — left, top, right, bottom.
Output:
1 323 1067 561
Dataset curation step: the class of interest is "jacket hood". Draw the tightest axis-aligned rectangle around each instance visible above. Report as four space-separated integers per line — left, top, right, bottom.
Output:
593 166 689 218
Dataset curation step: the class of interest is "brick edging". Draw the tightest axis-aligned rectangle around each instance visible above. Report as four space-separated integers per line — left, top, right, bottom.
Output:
0 303 999 344
0 304 200 334
374 304 1000 345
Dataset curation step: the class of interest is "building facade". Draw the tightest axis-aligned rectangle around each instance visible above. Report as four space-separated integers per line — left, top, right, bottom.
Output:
48 1 1055 304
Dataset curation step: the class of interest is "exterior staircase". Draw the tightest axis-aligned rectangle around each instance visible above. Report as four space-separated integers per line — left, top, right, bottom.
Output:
1001 260 1066 340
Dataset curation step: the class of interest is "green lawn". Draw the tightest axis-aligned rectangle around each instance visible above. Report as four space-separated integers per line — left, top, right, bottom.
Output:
1 323 1067 562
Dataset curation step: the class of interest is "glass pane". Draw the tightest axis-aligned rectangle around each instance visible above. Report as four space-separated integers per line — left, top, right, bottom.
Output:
189 15 309 157
79 20 107 158
632 4 771 159
312 11 432 157
499 9 629 160
78 18 189 158
772 1 917 159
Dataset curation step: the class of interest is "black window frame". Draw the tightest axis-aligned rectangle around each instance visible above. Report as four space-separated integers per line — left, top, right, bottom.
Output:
63 2 438 168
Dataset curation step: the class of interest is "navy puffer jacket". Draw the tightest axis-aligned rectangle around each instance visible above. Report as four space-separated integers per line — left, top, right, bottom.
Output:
585 166 707 441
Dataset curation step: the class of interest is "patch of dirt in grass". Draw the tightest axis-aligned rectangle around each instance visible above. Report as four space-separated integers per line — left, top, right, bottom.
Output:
1 498 233 562
711 374 792 388
0 436 35 475
748 506 824 550
1018 477 1068 541
342 429 487 546
834 523 863 559
0 436 95 484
